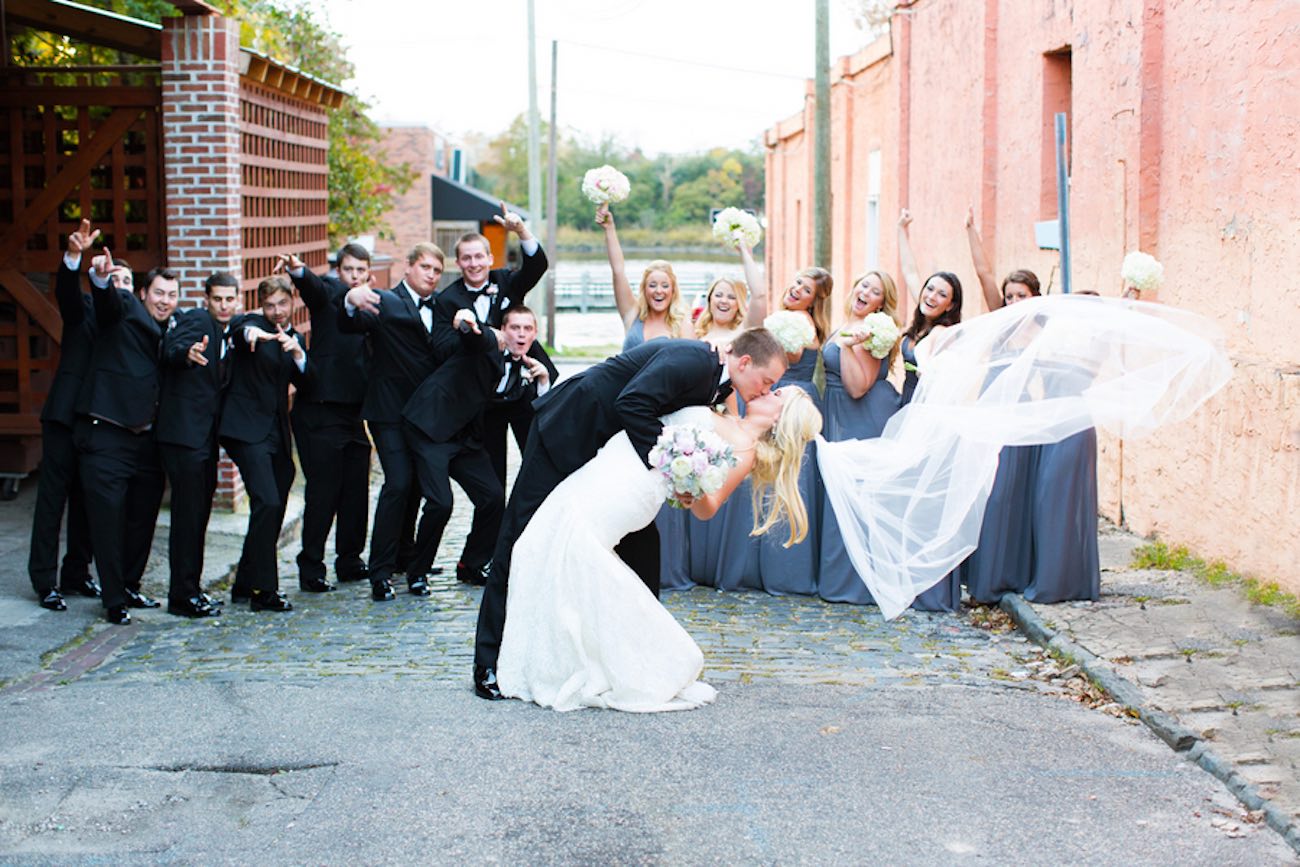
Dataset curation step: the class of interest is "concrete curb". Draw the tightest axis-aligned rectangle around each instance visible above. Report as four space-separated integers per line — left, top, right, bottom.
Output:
1000 593 1300 855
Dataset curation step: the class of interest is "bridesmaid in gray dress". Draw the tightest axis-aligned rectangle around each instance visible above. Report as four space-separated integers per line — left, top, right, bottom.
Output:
595 203 694 591
819 270 902 604
703 241 834 595
896 210 964 610
959 211 1041 602
1025 428 1100 602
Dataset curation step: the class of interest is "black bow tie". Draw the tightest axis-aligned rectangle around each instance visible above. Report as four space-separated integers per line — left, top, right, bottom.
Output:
418 296 436 310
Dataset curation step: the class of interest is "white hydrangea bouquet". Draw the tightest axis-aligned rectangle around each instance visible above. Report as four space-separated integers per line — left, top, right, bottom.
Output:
841 311 901 359
581 165 631 205
712 207 762 249
763 310 815 353
1121 250 1164 295
648 425 738 509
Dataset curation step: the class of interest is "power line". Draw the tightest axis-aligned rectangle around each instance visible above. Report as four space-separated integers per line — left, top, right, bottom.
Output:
557 39 807 81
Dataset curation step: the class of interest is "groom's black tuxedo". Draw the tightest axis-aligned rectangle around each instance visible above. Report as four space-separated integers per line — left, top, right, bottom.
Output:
474 339 727 672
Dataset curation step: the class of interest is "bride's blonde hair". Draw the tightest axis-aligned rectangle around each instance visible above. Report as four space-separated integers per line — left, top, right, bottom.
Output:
750 387 822 547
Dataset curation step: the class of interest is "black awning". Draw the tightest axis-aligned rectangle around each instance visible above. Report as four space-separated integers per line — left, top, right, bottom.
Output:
430 174 530 223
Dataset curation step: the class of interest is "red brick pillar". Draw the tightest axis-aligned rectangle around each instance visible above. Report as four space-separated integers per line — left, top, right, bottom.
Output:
161 13 246 509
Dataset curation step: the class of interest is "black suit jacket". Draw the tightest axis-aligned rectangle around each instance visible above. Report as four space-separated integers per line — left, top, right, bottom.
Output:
157 307 228 449
218 313 308 445
291 268 368 405
532 339 725 475
337 280 462 425
41 261 96 427
400 309 504 443
74 278 165 430
437 248 557 405
488 347 560 410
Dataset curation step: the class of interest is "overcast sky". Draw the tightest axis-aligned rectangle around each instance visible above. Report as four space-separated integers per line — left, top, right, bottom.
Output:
315 0 874 155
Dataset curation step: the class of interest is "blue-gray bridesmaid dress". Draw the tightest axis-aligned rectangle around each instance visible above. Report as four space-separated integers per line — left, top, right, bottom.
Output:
1024 428 1100 602
897 335 961 612
817 341 898 604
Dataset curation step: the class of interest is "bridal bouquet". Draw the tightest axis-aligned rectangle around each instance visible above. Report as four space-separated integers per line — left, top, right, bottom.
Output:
763 310 815 353
712 207 762 249
841 311 901 359
1121 250 1164 294
648 425 738 509
581 165 631 205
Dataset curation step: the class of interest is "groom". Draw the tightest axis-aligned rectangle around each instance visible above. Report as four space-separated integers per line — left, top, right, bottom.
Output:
473 327 789 700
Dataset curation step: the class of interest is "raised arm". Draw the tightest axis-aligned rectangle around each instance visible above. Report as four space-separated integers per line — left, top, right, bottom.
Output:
56 219 98 330
495 202 548 303
738 242 768 326
897 209 922 298
965 205 1000 312
277 252 330 313
596 203 637 327
88 247 128 330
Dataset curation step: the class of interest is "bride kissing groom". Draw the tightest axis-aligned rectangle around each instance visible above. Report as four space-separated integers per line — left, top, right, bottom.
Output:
472 327 823 710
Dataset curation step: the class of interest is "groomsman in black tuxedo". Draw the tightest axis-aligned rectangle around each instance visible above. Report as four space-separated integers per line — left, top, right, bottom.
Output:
340 242 459 601
277 244 372 592
472 328 789 699
219 277 308 612
400 304 509 588
156 271 240 618
482 305 558 490
28 220 101 611
74 252 180 624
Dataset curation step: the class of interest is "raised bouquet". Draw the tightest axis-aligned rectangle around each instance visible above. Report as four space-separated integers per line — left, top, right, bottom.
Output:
581 165 631 205
712 207 762 249
841 311 901 359
763 310 815 353
1121 250 1164 295
648 424 738 509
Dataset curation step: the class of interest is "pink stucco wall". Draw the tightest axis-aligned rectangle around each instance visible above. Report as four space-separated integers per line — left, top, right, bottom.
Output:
765 0 1300 593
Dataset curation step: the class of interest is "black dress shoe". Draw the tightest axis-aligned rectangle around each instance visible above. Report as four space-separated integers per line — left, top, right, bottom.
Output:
371 578 396 602
474 666 503 701
408 576 432 596
106 605 131 625
199 592 222 609
249 590 293 612
457 563 488 586
39 590 67 612
123 588 161 609
230 587 252 604
336 568 370 583
62 576 101 598
299 576 335 593
167 596 220 618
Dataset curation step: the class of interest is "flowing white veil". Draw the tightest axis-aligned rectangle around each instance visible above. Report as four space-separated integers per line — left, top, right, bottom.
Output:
816 295 1232 619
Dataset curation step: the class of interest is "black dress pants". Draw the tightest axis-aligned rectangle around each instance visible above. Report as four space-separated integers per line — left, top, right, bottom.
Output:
222 430 295 594
159 437 218 603
368 422 438 584
292 402 370 582
74 419 165 609
402 423 504 579
28 420 94 594
482 401 533 490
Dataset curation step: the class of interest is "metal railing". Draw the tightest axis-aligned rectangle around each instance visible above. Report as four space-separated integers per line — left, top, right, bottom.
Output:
552 275 719 312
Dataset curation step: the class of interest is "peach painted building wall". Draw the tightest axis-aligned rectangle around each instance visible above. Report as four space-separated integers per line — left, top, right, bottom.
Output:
765 0 1300 593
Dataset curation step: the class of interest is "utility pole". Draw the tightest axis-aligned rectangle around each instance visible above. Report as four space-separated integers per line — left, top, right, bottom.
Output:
1055 112 1071 294
545 40 559 349
813 0 832 268
527 0 542 224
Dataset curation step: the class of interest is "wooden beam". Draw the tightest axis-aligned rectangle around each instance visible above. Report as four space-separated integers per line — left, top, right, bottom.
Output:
0 267 65 347
167 0 220 14
5 0 162 59
0 106 144 262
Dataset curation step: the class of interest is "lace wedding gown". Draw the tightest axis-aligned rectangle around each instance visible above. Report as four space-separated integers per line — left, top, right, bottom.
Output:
496 406 719 712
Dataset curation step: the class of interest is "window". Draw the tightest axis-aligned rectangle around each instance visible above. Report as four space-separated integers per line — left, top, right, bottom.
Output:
1041 48 1073 217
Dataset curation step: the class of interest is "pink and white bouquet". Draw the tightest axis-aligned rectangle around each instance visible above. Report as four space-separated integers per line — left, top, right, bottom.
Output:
648 424 738 509
581 165 631 205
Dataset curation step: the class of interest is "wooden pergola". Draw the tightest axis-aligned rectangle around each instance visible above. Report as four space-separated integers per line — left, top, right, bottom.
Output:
0 0 346 497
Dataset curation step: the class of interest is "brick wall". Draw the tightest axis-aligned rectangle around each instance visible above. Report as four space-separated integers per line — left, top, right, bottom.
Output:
160 15 242 308
375 125 440 279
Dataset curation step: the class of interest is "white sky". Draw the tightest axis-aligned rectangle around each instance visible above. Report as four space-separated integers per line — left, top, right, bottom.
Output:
315 0 873 155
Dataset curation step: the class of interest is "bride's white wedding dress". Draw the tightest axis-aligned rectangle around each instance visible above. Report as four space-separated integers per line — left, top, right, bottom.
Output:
496 406 718 712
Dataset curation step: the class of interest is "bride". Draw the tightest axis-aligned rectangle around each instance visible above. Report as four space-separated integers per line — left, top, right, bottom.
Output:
496 387 822 712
